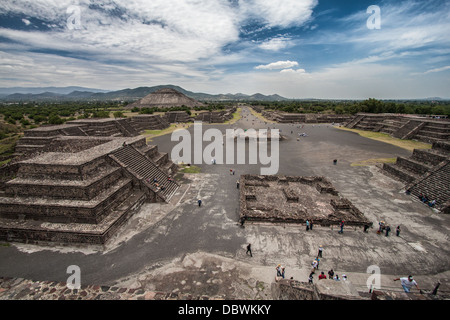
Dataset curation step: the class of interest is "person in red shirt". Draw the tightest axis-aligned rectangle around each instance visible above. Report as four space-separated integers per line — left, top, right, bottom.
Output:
318 272 327 280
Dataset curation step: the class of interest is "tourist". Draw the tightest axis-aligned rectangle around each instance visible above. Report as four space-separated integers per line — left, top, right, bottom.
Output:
310 220 314 231
396 225 401 237
385 225 391 237
334 274 340 281
333 159 337 165
236 180 240 189
342 274 348 281
428 199 436 207
239 215 246 227
328 269 335 279
308 272 314 284
318 272 327 280
393 275 421 293
246 244 253 257
318 245 323 258
198 199 202 207
338 220 344 234
276 264 285 279
306 219 310 231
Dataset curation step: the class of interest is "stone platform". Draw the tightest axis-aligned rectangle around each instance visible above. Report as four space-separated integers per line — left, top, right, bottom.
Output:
239 175 371 227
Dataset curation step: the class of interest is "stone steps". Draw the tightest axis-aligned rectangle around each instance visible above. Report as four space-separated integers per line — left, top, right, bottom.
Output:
408 162 450 209
382 163 421 183
111 146 179 201
396 156 433 175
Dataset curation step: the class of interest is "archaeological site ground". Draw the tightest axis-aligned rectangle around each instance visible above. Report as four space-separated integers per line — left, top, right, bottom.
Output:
0 99 449 302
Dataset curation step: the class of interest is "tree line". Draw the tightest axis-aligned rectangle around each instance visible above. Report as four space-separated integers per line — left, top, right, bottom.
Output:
250 98 450 116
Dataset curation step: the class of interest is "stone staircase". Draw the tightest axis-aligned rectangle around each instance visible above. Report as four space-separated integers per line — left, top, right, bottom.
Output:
114 119 140 137
110 145 179 202
383 141 450 212
392 120 425 140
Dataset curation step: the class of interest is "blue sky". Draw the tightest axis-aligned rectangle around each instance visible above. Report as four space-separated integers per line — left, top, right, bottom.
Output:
0 0 449 99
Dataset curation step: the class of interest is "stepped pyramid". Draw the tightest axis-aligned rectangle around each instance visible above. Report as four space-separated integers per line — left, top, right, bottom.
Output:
0 131 179 245
127 88 204 109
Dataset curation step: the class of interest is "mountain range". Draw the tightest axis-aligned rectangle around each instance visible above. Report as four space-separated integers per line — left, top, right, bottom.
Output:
0 85 289 102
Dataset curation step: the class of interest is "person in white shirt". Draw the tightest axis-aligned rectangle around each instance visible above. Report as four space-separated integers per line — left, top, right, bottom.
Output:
393 275 421 293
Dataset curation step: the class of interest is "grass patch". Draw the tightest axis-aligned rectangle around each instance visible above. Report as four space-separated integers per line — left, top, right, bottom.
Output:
179 164 201 173
336 127 432 152
351 158 397 167
223 107 242 125
143 123 193 142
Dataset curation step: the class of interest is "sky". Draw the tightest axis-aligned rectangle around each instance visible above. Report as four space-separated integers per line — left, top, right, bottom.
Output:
0 0 449 99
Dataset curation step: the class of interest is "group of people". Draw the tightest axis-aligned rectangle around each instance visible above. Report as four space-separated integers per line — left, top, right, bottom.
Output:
307 245 347 284
418 193 436 208
377 221 401 237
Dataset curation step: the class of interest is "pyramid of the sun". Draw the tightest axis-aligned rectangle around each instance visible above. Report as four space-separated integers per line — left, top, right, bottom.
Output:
127 88 204 108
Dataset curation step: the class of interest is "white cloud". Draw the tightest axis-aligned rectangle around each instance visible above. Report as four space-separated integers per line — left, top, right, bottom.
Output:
240 0 318 28
423 66 450 74
21 19 31 25
258 37 293 51
255 60 299 70
280 68 306 74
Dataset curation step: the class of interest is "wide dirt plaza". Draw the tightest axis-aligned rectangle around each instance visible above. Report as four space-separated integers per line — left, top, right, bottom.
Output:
0 107 448 300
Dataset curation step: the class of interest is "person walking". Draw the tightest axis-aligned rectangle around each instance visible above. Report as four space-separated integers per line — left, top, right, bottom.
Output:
396 225 401 237
246 244 252 257
198 199 202 207
306 219 310 231
318 245 323 258
385 225 391 237
338 220 344 234
310 220 314 231
393 275 421 293
236 180 240 189
308 272 314 284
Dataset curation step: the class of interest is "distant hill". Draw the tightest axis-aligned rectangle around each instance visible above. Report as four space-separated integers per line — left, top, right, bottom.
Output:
0 86 108 95
0 85 289 102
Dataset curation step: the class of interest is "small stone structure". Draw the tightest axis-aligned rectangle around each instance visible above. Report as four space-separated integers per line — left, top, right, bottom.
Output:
252 108 352 124
239 175 371 227
194 107 237 123
346 113 450 144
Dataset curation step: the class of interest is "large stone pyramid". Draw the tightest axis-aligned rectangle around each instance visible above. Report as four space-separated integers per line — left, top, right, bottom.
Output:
127 88 203 108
